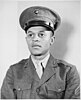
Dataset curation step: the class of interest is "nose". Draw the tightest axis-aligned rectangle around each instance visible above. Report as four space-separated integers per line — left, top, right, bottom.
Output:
33 34 39 42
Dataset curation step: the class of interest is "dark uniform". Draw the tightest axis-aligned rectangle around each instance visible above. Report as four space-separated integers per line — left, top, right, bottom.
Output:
1 6 80 99
1 55 80 99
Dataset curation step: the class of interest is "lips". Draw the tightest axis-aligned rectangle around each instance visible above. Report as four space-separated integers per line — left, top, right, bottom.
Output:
32 44 41 48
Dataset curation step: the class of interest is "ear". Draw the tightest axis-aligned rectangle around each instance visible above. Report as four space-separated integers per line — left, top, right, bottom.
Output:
50 36 55 45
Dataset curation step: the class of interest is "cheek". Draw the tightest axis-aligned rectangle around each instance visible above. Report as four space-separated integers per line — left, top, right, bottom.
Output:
26 39 32 47
42 39 50 47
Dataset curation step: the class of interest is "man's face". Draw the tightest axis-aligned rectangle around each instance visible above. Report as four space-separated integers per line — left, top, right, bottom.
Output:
26 26 54 56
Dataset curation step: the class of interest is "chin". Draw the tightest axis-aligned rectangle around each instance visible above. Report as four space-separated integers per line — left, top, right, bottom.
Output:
31 51 48 56
32 53 42 56
31 51 43 56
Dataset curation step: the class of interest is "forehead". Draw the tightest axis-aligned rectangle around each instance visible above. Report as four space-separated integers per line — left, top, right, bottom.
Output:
27 26 49 33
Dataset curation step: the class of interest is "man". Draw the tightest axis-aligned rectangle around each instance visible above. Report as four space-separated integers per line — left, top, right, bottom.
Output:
1 6 80 99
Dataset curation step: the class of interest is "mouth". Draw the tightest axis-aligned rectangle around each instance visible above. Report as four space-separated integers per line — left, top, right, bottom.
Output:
32 45 41 48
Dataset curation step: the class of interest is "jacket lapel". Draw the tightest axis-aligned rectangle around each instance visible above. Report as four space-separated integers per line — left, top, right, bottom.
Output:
21 55 58 88
15 56 40 90
38 54 58 87
24 56 40 82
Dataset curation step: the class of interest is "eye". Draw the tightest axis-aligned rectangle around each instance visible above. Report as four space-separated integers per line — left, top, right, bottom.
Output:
39 32 45 37
27 33 34 38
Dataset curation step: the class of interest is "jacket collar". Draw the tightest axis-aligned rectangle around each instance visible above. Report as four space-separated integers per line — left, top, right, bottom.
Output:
38 54 58 86
24 55 40 82
24 54 58 86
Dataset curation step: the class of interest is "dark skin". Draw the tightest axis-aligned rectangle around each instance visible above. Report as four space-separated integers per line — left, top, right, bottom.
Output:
25 26 55 60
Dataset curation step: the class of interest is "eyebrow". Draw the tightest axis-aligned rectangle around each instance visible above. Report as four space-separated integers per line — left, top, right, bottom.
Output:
27 31 32 33
27 30 46 33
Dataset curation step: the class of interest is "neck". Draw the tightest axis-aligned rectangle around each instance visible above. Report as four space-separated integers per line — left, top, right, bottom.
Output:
31 51 50 60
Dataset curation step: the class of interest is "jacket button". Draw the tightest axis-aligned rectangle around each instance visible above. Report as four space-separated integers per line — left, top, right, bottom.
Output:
58 88 61 92
36 88 40 94
17 87 21 91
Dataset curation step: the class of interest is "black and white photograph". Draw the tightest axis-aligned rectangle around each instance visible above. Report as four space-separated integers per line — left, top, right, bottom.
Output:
0 0 80 99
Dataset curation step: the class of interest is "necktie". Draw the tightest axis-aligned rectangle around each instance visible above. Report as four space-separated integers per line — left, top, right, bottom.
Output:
41 62 44 73
36 62 44 78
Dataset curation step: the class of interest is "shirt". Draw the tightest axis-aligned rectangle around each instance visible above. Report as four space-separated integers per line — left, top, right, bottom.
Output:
31 53 50 78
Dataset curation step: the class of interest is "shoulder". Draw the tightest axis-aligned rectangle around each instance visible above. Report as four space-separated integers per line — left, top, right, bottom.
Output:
54 58 79 80
51 54 79 77
50 54 77 73
55 58 76 71
5 58 29 79
8 58 29 72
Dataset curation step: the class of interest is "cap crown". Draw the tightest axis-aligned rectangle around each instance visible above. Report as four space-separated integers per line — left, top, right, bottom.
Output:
19 6 61 32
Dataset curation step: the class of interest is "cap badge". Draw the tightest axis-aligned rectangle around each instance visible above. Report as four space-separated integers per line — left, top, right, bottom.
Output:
34 9 39 14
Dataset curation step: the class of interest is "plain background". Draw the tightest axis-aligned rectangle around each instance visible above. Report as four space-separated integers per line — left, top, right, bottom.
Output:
0 0 80 88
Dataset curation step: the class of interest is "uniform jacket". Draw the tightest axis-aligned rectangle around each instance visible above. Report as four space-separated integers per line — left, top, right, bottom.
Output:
1 54 80 99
